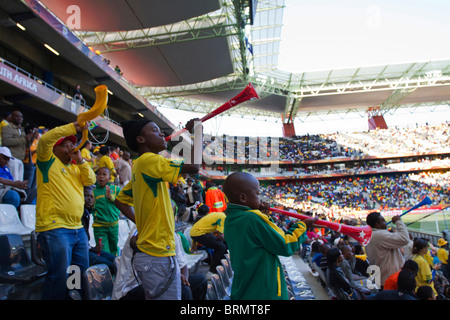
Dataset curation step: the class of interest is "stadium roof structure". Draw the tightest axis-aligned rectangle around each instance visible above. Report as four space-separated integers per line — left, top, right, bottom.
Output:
20 0 450 126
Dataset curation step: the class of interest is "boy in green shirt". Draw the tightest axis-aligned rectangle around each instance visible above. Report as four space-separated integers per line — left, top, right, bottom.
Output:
223 172 316 300
92 167 121 255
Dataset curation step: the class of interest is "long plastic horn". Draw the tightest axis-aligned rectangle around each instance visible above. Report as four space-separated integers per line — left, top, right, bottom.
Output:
73 85 108 151
165 82 259 141
386 196 432 225
269 207 373 246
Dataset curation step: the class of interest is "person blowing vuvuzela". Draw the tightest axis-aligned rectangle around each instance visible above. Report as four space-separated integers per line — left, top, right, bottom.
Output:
115 118 203 300
35 121 96 300
222 172 317 300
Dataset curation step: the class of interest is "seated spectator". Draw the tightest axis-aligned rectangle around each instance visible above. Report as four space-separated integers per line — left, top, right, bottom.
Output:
318 243 331 273
416 285 437 300
339 244 374 297
372 270 417 300
354 244 370 277
190 210 227 275
383 259 419 291
0 146 27 209
310 241 323 265
326 247 364 300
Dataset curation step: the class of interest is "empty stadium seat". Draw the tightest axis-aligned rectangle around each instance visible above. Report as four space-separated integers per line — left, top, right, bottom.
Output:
0 204 33 236
220 258 233 280
0 234 47 284
216 265 231 296
206 283 217 300
19 205 36 230
210 273 229 300
84 264 113 300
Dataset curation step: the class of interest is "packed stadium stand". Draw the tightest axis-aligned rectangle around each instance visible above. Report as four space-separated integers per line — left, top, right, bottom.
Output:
1 0 450 304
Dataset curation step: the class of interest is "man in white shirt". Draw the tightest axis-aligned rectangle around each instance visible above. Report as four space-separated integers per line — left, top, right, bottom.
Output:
365 211 410 287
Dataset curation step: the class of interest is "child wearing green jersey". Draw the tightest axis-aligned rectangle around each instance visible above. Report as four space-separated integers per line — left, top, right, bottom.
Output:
223 172 317 300
92 167 121 255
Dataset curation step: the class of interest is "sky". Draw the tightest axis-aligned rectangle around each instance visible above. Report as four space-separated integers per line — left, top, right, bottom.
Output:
158 0 450 137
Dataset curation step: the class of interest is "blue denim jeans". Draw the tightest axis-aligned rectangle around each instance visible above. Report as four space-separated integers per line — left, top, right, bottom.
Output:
37 227 89 300
2 189 21 209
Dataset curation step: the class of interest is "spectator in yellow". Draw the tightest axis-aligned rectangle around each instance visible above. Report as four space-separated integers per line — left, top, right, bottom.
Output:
437 238 449 279
80 140 94 168
97 146 117 183
0 112 11 145
115 117 202 300
35 120 96 299
190 207 227 274
412 238 440 296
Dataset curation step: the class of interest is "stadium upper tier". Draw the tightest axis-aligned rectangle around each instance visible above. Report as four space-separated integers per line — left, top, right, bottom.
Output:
201 122 450 165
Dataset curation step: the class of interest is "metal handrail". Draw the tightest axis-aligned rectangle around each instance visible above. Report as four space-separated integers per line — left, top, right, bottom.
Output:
0 56 121 127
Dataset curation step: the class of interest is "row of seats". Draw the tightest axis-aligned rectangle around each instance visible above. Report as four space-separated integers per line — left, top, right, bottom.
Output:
279 256 316 300
0 203 135 255
0 231 113 300
206 255 317 300
207 254 233 300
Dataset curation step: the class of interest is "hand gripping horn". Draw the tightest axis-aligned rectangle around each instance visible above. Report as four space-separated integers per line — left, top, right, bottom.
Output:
165 82 260 141
269 207 373 246
386 196 432 225
73 85 109 152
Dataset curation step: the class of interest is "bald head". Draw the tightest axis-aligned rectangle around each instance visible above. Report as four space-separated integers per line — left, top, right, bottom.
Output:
223 172 261 209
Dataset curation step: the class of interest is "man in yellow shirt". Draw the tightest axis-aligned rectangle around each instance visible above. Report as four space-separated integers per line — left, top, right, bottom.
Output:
35 121 96 300
115 117 202 300
190 209 227 274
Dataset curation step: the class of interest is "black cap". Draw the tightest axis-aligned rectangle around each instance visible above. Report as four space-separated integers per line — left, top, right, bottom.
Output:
121 120 151 152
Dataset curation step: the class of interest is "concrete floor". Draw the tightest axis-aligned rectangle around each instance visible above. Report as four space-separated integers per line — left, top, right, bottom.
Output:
290 254 330 300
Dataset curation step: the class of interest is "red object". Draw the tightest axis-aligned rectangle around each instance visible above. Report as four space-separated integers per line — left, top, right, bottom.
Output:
282 123 296 137
97 237 102 256
165 83 259 141
54 135 77 147
269 207 372 246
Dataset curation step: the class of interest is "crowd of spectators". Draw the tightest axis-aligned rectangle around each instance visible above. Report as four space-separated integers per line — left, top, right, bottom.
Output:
3 108 450 301
261 171 450 217
323 122 450 156
0 110 133 213
202 122 450 164
266 205 449 300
